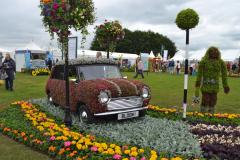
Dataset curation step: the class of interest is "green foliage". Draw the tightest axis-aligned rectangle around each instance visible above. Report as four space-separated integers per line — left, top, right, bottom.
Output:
91 29 177 58
175 8 199 30
195 47 229 95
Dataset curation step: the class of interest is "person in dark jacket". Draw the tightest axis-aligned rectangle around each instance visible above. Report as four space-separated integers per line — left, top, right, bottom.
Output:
2 53 16 91
47 58 53 71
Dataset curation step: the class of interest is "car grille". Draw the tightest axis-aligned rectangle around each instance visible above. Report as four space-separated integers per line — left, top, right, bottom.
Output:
107 96 143 111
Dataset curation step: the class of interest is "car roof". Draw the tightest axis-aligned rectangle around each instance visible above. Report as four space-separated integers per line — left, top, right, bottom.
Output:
55 58 118 66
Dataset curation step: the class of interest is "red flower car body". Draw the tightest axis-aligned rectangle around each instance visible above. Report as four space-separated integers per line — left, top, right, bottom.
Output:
46 58 151 121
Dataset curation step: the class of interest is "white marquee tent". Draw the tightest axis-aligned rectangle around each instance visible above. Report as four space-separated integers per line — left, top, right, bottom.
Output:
170 51 185 61
77 50 139 65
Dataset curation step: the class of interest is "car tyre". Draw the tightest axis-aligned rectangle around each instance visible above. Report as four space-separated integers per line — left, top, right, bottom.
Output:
139 110 146 117
78 105 94 123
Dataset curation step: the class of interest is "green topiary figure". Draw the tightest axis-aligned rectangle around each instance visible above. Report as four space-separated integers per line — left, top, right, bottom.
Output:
194 47 230 113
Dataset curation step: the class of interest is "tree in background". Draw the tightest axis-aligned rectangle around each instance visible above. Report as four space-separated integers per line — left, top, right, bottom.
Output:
91 29 177 58
94 20 125 59
175 8 199 119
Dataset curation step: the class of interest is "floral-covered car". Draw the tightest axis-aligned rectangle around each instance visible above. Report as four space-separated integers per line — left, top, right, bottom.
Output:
46 58 151 122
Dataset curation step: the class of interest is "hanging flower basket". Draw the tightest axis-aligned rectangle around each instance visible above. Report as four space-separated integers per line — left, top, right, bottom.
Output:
40 0 95 42
95 20 125 51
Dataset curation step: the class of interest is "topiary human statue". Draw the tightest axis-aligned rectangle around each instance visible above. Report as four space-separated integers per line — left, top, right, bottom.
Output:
194 47 230 113
175 8 199 119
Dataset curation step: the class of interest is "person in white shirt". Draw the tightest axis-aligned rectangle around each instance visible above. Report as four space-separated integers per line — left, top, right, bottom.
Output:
134 58 144 79
176 61 181 75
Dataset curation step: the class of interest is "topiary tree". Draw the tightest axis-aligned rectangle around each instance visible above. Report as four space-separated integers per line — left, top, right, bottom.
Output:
95 20 125 59
175 8 199 119
40 0 95 126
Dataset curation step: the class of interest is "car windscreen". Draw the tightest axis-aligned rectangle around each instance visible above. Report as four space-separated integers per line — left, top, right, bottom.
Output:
77 65 122 80
32 60 46 67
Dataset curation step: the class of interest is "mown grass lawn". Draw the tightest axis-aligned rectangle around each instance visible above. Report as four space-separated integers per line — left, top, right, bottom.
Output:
0 72 239 160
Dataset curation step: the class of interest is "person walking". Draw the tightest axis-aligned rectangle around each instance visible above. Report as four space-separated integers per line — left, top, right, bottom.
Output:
176 61 181 75
47 58 53 71
134 58 144 79
2 53 16 91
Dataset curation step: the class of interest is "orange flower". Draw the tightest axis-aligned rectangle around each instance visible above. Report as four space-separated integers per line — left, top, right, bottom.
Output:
69 152 75 157
23 137 28 141
21 132 26 137
48 146 56 152
58 148 65 155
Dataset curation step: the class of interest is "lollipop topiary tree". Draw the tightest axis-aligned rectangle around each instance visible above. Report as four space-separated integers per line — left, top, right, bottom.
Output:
95 20 125 59
40 0 95 126
175 8 199 119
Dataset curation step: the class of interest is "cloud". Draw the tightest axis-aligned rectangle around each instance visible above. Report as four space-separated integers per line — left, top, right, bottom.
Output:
0 0 239 55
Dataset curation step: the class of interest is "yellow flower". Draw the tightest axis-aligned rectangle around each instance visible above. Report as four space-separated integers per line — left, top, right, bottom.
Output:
72 141 76 145
138 149 144 153
110 143 116 148
124 150 130 154
130 151 138 157
107 148 115 155
76 143 82 150
130 147 137 151
150 150 157 155
122 158 129 160
171 157 182 160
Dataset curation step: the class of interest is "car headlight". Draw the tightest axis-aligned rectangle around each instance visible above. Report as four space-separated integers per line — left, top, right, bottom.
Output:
142 88 149 98
98 91 109 104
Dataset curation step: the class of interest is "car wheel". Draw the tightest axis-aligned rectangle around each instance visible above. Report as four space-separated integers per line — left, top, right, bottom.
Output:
139 110 146 117
78 105 94 123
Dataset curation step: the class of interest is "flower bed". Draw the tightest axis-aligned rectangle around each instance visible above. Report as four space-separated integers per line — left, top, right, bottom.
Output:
190 124 240 159
31 68 50 76
0 101 202 160
148 105 240 126
31 99 202 158
148 105 240 159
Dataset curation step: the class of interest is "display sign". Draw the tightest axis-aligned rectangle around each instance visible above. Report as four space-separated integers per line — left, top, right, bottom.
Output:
68 37 78 59
140 53 149 71
163 50 168 61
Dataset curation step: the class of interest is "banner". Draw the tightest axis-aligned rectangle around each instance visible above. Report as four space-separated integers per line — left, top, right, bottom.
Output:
68 37 78 59
140 53 149 71
163 50 168 61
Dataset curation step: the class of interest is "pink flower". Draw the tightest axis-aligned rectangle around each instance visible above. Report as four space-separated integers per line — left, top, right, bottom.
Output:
113 154 121 159
53 3 59 10
141 157 146 160
91 146 98 152
130 157 137 160
50 136 55 141
64 141 71 147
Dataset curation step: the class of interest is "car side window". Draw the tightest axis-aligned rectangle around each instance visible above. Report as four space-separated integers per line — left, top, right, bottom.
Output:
51 65 65 80
69 66 78 83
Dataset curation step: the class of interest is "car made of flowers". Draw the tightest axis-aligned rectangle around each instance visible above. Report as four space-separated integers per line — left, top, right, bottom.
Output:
46 58 151 122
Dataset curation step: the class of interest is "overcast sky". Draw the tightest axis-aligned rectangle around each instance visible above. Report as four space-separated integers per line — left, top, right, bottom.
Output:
0 0 239 54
